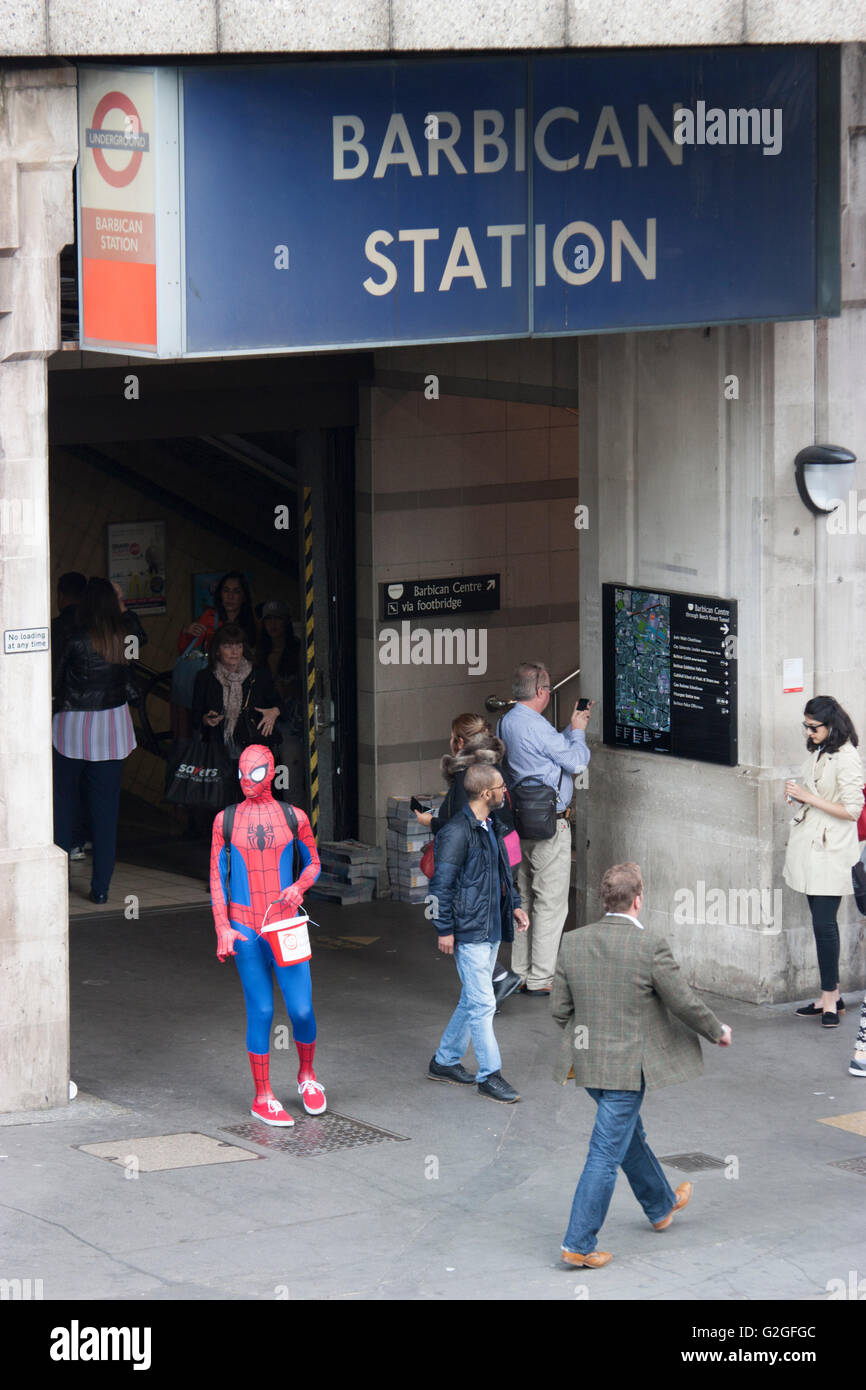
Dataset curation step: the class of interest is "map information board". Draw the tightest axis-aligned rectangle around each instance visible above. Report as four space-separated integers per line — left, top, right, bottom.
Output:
602 584 737 766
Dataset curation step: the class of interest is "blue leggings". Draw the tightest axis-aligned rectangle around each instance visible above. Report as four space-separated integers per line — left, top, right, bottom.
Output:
232 923 316 1053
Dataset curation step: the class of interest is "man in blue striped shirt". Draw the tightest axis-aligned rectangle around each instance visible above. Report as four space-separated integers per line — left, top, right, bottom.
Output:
499 662 591 994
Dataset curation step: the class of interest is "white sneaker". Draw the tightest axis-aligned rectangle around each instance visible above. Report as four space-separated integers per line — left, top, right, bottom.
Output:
69 846 86 861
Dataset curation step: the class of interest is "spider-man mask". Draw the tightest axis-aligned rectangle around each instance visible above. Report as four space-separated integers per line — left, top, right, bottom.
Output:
239 745 275 800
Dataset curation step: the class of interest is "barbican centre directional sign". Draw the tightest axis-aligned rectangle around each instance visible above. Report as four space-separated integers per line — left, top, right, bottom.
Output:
381 574 500 620
602 583 738 766
78 49 839 357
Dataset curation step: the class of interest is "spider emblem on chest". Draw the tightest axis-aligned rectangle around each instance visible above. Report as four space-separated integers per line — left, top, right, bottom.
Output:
248 821 275 851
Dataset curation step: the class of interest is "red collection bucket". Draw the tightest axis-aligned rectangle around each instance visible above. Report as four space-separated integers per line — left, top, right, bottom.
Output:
260 906 312 966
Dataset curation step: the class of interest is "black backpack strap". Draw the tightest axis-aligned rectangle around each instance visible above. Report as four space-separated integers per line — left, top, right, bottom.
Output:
278 801 302 883
222 803 237 910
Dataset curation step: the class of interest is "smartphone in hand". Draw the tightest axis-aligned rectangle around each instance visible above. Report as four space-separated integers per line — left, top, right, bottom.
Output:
410 796 430 813
576 698 591 711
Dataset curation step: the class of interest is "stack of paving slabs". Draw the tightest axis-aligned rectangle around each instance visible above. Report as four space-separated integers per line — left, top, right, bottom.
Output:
308 840 384 905
386 795 443 903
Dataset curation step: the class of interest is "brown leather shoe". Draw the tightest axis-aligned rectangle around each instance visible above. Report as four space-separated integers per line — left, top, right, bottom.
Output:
561 1249 613 1268
653 1180 693 1230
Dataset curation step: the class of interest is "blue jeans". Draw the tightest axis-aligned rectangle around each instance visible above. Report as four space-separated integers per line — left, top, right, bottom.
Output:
562 1084 678 1254
435 939 501 1082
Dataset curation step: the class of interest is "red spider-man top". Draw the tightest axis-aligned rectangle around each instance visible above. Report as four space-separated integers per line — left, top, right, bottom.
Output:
210 745 320 955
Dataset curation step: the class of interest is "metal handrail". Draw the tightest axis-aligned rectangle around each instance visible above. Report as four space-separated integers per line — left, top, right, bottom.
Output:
129 661 175 761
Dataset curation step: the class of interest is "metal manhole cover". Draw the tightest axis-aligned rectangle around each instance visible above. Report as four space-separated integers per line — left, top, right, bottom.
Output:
220 1110 410 1156
659 1152 728 1172
829 1155 866 1177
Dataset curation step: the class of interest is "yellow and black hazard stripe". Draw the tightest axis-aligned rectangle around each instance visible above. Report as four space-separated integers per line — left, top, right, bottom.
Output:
303 486 319 836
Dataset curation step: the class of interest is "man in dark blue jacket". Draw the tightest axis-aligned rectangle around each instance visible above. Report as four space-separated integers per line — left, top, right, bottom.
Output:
427 763 529 1103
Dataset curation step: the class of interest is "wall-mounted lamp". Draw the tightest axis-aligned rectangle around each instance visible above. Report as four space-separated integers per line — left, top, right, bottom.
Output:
794 444 857 515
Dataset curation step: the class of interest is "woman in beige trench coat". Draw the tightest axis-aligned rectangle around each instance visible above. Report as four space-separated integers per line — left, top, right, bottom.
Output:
782 696 863 1027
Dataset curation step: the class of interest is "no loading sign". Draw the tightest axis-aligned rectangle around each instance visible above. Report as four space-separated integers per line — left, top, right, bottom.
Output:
85 90 150 188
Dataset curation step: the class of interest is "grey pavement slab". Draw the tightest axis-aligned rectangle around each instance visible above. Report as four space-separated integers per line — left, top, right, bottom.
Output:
3 896 866 1300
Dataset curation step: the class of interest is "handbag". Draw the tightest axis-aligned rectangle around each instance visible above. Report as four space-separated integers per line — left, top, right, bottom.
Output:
853 846 866 916
501 787 522 866
420 814 516 880
171 636 209 710
231 679 282 756
857 785 866 841
503 829 522 866
509 775 557 840
165 731 234 808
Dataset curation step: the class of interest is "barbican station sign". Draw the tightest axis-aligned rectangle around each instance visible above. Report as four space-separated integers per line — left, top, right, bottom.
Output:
78 49 839 357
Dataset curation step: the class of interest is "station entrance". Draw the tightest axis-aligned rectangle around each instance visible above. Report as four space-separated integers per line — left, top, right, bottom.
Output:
47 338 584 920
48 353 364 911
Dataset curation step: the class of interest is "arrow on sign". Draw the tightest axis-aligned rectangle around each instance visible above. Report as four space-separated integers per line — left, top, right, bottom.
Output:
486 579 496 590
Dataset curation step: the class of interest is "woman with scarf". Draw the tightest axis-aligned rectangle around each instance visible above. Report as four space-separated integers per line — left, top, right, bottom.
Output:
192 625 281 805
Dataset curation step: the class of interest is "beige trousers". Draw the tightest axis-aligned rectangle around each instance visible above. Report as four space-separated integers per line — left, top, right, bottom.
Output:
512 818 573 990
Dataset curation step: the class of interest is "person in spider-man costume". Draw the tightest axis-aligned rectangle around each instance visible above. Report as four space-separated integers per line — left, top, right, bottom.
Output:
210 744 326 1125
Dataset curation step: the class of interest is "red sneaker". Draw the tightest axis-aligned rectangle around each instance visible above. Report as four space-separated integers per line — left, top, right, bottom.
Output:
250 1096 294 1127
298 1078 327 1115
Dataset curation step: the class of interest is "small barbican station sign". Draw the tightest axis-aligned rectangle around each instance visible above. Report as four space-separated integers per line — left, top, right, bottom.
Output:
381 574 500 620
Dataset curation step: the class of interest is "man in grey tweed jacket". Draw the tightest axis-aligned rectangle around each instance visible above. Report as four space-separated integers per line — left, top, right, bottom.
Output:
551 861 732 1268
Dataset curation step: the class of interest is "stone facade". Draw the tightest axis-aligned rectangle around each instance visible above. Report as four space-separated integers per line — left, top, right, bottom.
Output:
0 66 77 1109
1 1 865 56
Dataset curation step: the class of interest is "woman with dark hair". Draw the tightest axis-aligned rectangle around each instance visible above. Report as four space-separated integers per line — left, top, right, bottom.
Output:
783 695 864 1027
415 712 523 1005
192 624 281 774
53 577 143 904
178 570 258 654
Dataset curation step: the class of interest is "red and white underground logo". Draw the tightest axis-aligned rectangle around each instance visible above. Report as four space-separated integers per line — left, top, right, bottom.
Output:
85 90 149 188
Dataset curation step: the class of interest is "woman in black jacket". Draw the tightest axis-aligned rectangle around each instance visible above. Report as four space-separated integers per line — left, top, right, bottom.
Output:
415 713 522 1005
192 625 281 798
53 578 144 904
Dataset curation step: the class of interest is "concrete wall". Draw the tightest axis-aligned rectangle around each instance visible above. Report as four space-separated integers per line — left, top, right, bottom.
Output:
2 0 865 55
0 68 77 1110
356 340 580 850
578 44 866 1002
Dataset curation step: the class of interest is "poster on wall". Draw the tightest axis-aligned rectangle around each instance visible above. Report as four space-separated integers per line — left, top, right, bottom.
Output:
107 521 167 614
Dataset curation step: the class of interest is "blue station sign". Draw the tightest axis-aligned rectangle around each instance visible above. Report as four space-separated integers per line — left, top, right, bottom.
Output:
78 48 840 357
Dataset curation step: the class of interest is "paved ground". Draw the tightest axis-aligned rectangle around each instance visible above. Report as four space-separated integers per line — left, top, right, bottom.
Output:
3 888 866 1302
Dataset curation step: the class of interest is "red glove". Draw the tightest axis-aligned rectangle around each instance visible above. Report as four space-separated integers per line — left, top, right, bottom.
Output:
216 925 246 961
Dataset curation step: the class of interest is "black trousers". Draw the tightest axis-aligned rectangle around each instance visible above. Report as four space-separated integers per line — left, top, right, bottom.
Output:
806 893 842 992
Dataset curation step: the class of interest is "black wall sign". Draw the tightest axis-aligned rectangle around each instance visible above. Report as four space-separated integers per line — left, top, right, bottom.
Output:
602 583 737 766
380 574 500 621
